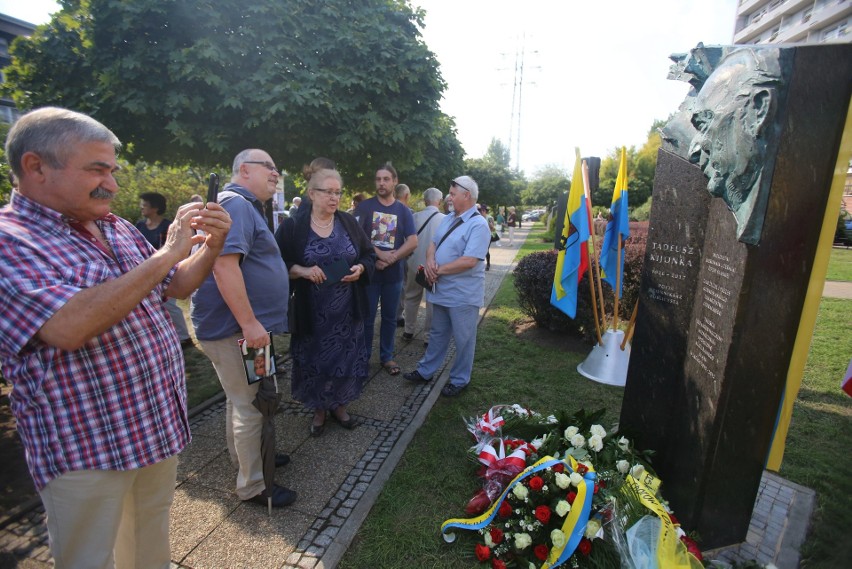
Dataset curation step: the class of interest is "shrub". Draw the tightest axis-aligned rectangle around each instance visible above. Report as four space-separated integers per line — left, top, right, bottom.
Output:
513 221 648 342
630 198 652 221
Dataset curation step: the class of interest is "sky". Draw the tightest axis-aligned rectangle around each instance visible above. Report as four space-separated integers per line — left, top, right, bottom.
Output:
1 0 739 176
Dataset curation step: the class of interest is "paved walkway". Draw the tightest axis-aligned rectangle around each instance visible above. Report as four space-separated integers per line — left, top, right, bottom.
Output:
0 226 824 568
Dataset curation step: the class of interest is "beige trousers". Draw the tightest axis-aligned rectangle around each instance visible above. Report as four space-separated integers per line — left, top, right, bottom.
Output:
39 456 177 569
200 334 266 500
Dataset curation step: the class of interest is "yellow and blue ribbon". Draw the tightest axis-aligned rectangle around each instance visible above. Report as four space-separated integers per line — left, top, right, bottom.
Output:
441 455 597 569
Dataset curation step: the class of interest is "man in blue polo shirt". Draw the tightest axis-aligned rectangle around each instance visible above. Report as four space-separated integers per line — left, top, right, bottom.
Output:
191 148 295 508
354 163 417 375
403 175 490 396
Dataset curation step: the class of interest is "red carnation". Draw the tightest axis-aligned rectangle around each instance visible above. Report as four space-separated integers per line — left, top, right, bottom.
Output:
681 536 703 561
529 476 544 491
475 544 491 562
578 537 592 556
593 482 600 494
669 513 680 526
576 463 588 474
553 463 565 473
567 491 577 504
534 544 549 561
498 501 512 518
492 558 507 569
534 505 551 524
489 527 504 544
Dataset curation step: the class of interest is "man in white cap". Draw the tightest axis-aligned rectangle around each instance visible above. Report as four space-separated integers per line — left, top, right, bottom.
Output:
403 175 490 396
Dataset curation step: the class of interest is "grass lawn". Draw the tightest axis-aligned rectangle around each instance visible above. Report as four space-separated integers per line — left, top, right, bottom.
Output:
826 247 852 281
339 227 852 569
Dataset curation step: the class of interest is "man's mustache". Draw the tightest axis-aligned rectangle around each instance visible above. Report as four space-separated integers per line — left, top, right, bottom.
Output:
90 187 114 200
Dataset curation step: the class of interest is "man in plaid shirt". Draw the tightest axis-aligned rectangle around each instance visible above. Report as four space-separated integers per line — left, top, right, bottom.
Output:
0 107 231 568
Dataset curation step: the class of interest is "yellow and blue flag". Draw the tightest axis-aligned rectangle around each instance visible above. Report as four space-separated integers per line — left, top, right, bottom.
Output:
600 147 630 297
551 151 589 318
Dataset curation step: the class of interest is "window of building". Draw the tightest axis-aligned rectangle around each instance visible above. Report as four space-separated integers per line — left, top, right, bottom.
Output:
820 18 849 42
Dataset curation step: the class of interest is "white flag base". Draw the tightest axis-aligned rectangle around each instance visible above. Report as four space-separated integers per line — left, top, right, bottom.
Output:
577 329 631 387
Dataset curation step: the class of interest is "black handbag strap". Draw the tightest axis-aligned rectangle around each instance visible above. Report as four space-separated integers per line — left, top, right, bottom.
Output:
417 211 440 236
434 218 464 252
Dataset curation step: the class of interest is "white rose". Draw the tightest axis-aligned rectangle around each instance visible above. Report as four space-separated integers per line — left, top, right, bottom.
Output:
513 484 529 500
554 472 571 489
555 500 571 517
585 519 602 539
589 434 603 452
570 472 584 486
550 528 567 548
484 531 494 547
529 563 536 569
570 434 586 448
514 532 532 550
617 460 630 474
564 426 579 438
630 464 646 478
618 436 630 451
590 424 607 438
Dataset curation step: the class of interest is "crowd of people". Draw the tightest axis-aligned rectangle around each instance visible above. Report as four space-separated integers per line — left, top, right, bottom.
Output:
0 106 513 567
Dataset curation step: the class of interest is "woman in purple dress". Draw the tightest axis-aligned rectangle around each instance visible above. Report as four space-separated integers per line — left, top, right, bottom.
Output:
275 169 376 436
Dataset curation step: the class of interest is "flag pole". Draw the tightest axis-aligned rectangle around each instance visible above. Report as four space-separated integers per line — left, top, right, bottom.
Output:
613 233 622 331
582 160 607 337
583 160 603 346
621 298 639 350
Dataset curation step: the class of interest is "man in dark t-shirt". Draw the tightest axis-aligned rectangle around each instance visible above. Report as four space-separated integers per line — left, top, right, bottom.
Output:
354 164 416 375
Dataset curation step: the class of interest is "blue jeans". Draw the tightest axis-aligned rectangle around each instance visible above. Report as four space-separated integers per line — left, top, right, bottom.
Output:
365 280 403 363
416 303 480 387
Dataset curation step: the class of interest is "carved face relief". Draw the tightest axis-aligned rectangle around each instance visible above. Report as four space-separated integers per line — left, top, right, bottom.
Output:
687 61 761 211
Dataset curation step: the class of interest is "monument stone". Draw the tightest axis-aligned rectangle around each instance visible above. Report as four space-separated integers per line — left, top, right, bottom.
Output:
620 43 852 548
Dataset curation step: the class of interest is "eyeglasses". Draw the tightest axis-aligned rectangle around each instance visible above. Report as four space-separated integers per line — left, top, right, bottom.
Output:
451 180 471 192
313 188 343 198
243 161 280 174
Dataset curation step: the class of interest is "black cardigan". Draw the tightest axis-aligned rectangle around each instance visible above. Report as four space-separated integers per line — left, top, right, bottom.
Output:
275 206 376 336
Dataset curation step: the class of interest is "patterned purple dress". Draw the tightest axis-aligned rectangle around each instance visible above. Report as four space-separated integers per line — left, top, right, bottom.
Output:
291 220 368 410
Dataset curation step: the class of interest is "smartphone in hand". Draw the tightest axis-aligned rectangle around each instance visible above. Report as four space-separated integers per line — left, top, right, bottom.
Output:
206 173 219 207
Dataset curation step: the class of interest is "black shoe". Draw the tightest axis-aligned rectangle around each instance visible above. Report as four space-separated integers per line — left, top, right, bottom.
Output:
330 411 358 430
274 453 290 468
402 332 414 340
403 370 431 383
243 484 297 508
441 383 467 397
486 265 490 271
310 422 325 437
397 318 405 327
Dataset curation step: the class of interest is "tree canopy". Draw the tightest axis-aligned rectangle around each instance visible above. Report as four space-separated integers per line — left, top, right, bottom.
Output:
464 138 522 208
521 164 569 208
3 0 464 188
594 121 663 209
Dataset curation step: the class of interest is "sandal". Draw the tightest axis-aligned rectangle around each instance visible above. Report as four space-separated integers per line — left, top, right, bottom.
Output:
382 361 401 375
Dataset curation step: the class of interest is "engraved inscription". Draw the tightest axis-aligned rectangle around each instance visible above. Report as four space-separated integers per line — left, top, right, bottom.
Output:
646 239 698 306
688 253 735 382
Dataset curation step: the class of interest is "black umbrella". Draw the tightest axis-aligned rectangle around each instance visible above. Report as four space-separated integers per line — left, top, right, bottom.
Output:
252 373 282 515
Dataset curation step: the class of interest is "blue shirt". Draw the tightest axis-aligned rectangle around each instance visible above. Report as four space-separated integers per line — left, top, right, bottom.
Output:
427 206 490 308
354 197 415 284
191 183 289 340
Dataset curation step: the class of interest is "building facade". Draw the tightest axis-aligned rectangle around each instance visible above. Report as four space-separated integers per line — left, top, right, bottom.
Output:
734 0 851 44
0 14 36 124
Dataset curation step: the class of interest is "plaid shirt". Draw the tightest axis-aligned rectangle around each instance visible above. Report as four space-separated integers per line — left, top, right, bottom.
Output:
0 192 190 491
